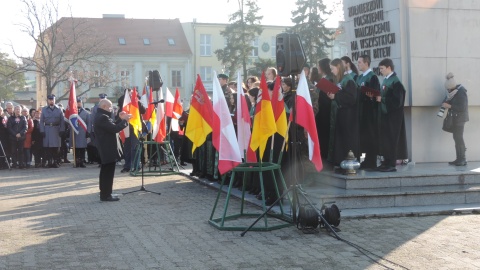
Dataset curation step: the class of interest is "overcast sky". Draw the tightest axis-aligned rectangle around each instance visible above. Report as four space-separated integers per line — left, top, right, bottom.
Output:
0 0 344 59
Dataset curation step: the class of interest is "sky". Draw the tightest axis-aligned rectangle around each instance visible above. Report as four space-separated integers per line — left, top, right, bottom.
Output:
0 0 344 60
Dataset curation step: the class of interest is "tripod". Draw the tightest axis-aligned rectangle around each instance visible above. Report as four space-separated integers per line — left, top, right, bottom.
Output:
0 140 11 170
123 138 161 196
241 73 340 238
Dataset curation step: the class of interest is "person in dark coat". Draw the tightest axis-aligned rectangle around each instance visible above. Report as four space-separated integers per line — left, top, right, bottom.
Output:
7 105 27 168
89 93 111 165
328 58 359 167
0 106 10 169
442 72 469 166
356 54 381 169
39 94 65 168
376 58 408 172
94 99 131 202
316 58 334 160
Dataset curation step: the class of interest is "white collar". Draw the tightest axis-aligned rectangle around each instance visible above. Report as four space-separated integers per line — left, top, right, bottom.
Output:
385 72 394 79
362 69 372 76
347 70 353 74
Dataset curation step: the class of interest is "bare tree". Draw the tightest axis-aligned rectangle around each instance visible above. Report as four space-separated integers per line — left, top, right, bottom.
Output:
10 0 118 101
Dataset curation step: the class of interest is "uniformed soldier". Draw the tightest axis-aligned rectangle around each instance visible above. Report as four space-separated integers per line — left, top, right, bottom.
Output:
39 94 65 168
71 97 90 168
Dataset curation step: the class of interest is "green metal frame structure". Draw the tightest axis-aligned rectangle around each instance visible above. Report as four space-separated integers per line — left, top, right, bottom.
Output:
129 140 180 177
208 162 293 231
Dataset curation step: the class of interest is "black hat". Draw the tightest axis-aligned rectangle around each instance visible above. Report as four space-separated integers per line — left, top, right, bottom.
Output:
76 97 82 102
47 94 56 100
99 93 107 99
218 73 229 80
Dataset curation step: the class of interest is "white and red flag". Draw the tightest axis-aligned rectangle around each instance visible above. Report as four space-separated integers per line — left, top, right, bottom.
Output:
142 86 155 121
152 88 166 143
212 71 242 175
64 80 87 134
235 72 256 162
293 70 323 172
172 88 183 119
165 87 174 118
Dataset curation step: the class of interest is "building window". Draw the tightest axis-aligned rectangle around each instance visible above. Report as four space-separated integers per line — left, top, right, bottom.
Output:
120 70 130 88
168 38 175 46
199 66 212 82
94 70 105 87
251 37 259 57
171 70 182 87
143 38 150 45
119 38 126 45
271 37 276 58
200 34 211 56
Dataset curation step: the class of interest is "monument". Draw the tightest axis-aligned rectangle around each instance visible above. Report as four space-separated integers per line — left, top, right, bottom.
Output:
343 0 480 162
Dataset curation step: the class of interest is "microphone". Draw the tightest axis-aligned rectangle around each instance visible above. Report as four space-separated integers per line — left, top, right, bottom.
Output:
150 99 165 104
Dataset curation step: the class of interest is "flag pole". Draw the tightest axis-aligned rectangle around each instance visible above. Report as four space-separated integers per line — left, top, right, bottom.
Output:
72 128 76 167
277 120 292 165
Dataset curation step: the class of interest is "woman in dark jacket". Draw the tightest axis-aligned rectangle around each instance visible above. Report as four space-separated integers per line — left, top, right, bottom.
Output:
7 105 27 168
442 72 469 166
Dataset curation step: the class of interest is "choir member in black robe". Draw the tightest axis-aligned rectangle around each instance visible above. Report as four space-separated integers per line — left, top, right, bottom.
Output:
356 55 380 169
328 58 359 166
376 58 408 172
315 58 334 160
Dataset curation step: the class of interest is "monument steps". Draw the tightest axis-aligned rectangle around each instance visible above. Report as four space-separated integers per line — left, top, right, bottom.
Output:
301 162 480 213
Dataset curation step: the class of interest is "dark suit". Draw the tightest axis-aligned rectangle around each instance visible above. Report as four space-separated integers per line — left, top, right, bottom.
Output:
94 107 128 199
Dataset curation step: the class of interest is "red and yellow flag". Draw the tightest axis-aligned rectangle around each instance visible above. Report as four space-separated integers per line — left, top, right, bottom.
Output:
185 75 214 154
128 87 142 138
249 72 277 160
271 75 288 140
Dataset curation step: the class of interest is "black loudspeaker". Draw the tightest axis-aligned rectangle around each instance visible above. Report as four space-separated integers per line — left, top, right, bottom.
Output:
148 70 163 91
276 33 306 76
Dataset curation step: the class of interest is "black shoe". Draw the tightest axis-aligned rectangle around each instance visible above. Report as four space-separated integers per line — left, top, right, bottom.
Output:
448 160 458 165
454 160 467 166
180 162 187 166
63 159 71 163
100 196 120 202
35 163 41 168
379 166 397 172
265 194 278 206
50 163 60 168
120 168 130 173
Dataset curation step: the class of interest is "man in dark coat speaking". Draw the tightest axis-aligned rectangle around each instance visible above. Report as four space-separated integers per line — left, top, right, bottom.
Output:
94 99 132 202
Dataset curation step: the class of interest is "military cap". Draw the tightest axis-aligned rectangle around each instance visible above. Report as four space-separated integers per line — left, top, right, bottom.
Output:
76 97 82 102
99 93 107 99
47 94 56 99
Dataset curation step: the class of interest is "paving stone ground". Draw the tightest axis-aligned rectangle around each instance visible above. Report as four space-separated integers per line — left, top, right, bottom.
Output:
1 163 479 269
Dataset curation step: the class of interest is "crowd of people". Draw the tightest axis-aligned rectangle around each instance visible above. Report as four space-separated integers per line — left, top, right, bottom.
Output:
1 56 468 203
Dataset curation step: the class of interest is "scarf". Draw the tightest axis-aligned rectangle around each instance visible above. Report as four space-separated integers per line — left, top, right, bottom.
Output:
446 85 460 101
